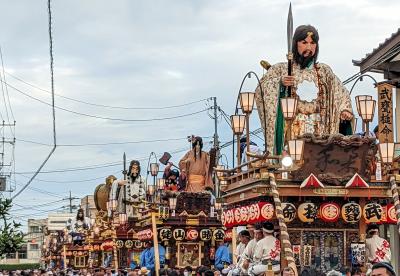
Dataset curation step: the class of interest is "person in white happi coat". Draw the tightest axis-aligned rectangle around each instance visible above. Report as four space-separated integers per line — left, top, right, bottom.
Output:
241 225 264 274
365 224 391 264
249 222 281 275
110 160 146 218
228 230 252 276
235 231 247 262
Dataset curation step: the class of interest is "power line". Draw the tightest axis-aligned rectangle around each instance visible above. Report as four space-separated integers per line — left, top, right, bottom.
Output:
0 48 14 136
0 47 15 123
13 202 65 213
14 136 194 147
12 199 66 211
12 0 58 200
5 81 211 122
15 162 121 174
5 72 211 110
11 179 64 198
16 172 118 183
11 207 65 218
13 144 196 174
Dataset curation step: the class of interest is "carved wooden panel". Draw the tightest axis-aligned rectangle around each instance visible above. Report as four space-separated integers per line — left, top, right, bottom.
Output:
291 134 377 185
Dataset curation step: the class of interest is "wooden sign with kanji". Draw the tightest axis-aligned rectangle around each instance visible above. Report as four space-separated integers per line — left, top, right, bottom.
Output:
377 83 394 143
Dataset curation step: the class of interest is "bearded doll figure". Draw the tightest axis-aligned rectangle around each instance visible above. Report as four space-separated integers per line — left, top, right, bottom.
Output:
179 136 214 192
255 25 354 155
67 208 90 245
110 160 146 219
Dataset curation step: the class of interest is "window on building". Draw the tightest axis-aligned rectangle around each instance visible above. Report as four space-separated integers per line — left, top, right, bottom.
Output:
6 252 16 259
30 244 39 251
18 251 27 259
30 226 40 233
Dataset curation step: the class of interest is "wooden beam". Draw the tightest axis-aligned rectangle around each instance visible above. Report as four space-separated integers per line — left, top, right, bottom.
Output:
151 213 160 276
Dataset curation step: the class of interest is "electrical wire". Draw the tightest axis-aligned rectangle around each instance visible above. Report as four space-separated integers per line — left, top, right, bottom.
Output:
13 202 65 213
16 172 119 183
0 49 14 136
11 207 65 218
12 199 66 211
12 0 58 200
12 179 64 198
5 72 211 110
5 81 211 122
14 136 193 147
0 47 15 122
13 142 209 174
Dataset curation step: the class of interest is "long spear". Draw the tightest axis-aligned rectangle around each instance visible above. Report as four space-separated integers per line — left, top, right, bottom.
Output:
287 3 293 97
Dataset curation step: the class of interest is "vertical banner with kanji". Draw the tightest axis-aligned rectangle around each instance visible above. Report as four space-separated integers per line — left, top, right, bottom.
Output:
377 83 394 142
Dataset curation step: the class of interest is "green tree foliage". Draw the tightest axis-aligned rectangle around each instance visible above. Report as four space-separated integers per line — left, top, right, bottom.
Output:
0 198 24 257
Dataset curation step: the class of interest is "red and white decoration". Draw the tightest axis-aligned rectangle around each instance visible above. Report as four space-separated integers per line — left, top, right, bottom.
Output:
221 202 274 227
300 173 324 188
345 173 369 188
137 229 153 241
319 202 340 222
186 229 199 241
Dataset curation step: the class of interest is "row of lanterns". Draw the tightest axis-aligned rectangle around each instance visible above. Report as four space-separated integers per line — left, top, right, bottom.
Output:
296 202 396 224
159 228 225 242
221 202 396 226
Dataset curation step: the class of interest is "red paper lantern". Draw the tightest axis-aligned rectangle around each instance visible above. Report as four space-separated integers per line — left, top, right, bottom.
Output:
320 203 340 222
186 229 199 240
260 202 274 220
387 204 397 224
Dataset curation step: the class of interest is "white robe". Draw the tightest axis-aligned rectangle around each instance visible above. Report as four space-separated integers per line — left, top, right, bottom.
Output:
110 176 146 218
365 234 391 263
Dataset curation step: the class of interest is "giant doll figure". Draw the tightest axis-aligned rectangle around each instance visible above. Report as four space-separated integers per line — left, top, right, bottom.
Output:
110 160 146 218
179 136 214 192
67 208 90 245
255 25 354 155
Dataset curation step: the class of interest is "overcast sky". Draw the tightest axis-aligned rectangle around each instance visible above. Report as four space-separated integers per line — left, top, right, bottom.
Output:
0 0 399 228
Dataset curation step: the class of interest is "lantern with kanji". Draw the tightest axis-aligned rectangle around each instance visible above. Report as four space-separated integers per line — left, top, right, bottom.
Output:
260 202 275 220
134 241 143 249
213 229 225 241
320 203 340 223
116 240 124 249
173 229 185 241
125 240 133 249
200 229 212 241
186 229 199 241
239 206 249 222
282 203 297 223
298 203 318 223
363 203 383 223
342 202 362 223
387 204 397 224
159 228 172 242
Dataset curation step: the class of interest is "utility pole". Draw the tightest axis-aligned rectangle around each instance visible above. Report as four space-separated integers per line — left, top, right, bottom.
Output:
1 121 16 193
212 97 220 198
64 191 79 213
213 97 219 151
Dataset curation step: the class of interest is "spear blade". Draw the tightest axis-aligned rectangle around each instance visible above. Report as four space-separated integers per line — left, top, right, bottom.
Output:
287 3 293 54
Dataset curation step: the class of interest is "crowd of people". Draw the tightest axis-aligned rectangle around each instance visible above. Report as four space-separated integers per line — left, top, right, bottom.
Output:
0 261 396 276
